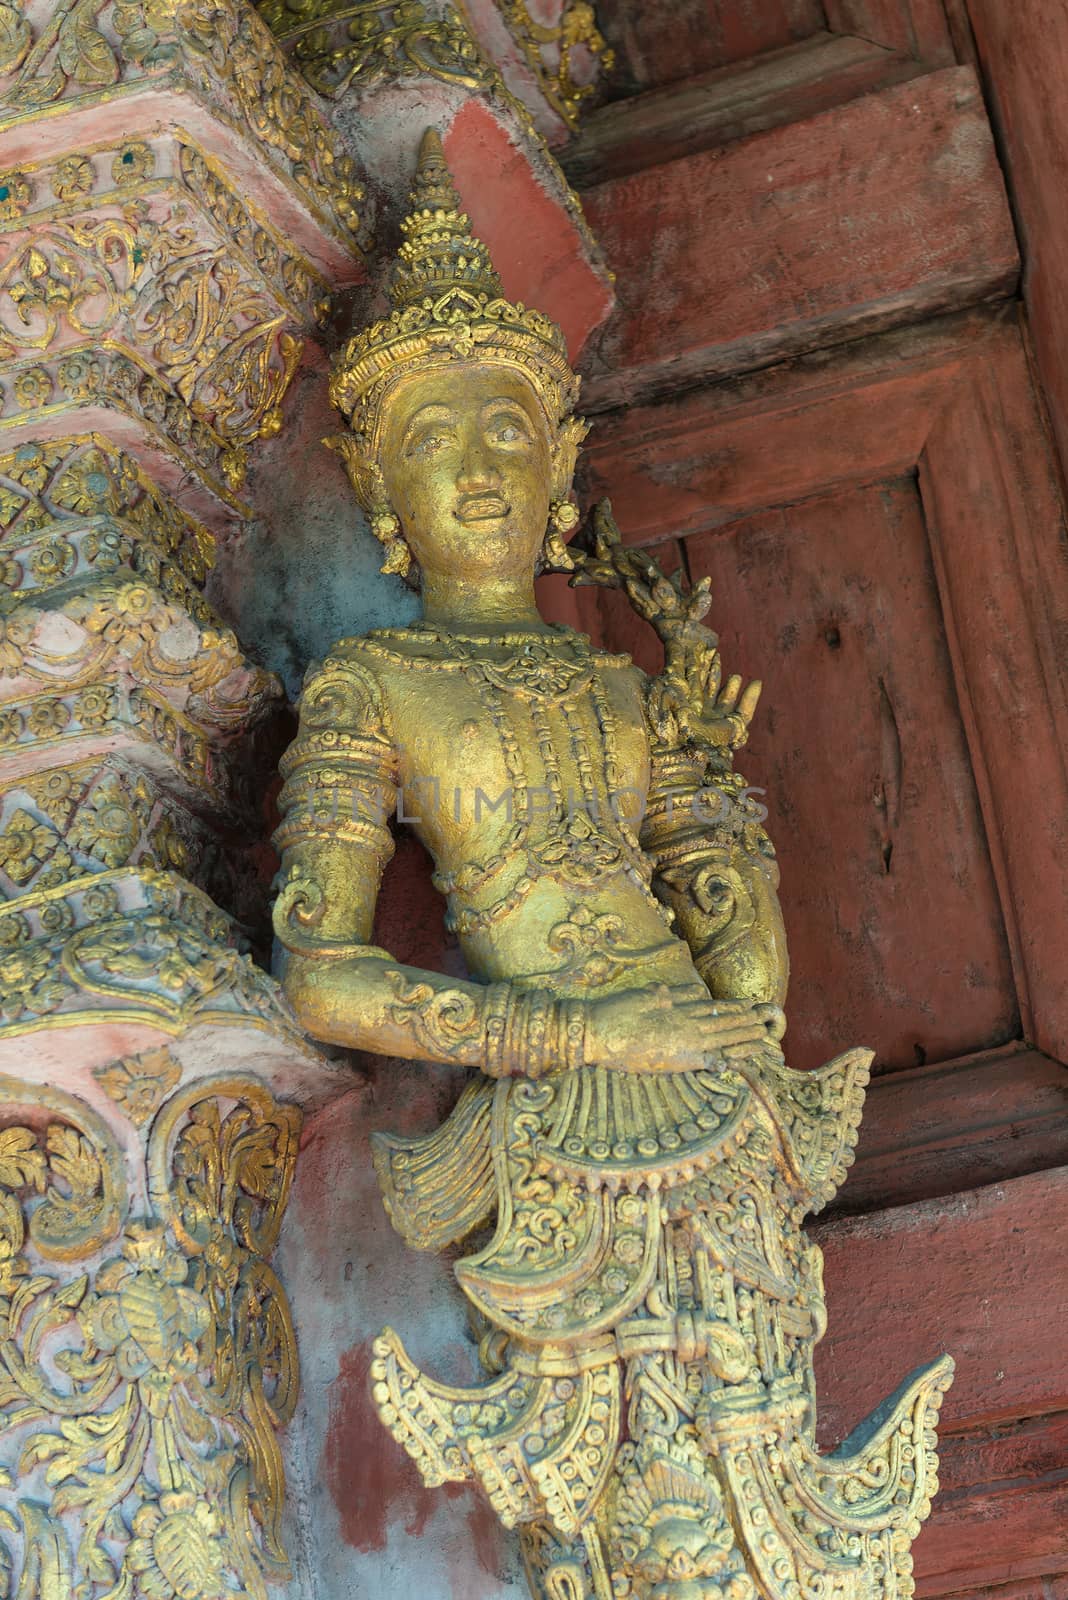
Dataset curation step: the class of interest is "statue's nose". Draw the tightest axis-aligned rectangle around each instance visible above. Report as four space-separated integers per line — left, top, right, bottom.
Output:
457 437 502 490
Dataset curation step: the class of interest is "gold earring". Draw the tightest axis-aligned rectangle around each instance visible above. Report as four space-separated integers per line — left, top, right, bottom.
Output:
542 500 580 573
371 506 401 543
550 499 580 534
369 503 410 576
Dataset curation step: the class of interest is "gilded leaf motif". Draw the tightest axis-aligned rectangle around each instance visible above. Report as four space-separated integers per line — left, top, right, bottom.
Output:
0 1127 46 1190
0 2 31 74
56 3 119 84
0 1079 299 1596
45 1123 100 1201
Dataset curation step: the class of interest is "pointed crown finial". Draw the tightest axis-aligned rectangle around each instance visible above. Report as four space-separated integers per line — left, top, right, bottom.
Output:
330 128 579 448
388 128 503 314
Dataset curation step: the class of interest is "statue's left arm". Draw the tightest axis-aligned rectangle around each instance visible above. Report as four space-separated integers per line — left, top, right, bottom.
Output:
640 734 789 1008
575 502 788 1008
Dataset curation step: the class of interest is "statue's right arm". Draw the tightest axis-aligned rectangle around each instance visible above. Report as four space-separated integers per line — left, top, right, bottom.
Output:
271 648 511 1068
271 649 608 1075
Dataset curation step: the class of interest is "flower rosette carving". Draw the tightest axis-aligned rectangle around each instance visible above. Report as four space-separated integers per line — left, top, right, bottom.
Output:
0 938 69 1023
0 438 214 602
93 1046 182 1128
0 762 239 907
0 349 243 500
0 574 277 731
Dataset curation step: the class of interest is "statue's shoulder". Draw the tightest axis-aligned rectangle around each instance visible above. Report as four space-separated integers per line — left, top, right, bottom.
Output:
302 633 388 688
297 634 395 741
581 630 648 694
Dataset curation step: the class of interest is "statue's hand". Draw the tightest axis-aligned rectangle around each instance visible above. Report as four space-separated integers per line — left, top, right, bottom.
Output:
666 667 763 754
585 986 784 1073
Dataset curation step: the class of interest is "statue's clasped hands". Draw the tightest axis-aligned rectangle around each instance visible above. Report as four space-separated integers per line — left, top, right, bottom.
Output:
585 983 785 1074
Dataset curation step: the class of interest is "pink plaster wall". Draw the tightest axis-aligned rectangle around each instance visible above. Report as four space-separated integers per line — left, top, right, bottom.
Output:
276 1068 527 1599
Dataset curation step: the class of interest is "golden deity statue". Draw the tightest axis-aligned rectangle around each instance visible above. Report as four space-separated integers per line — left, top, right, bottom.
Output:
273 131 953 1600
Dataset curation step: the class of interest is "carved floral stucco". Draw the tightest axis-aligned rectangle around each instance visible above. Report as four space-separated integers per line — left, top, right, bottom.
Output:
0 0 366 1589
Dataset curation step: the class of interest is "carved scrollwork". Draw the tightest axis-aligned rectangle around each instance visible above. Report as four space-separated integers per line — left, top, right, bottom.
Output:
498 0 614 128
0 202 306 449
0 870 299 1039
254 0 497 99
0 0 363 246
0 346 250 502
0 1071 301 1599
0 581 251 696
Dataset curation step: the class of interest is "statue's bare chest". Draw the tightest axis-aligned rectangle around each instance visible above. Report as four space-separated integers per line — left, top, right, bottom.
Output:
360 630 651 854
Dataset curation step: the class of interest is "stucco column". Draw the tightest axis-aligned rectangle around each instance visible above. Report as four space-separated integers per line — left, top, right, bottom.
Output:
0 0 361 1591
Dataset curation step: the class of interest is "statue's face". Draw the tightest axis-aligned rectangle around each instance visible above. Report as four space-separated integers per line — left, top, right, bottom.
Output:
377 364 554 586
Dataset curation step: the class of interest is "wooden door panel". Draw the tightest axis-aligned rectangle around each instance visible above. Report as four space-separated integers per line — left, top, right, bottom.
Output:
686 478 1017 1071
581 69 1017 409
583 311 1068 1065
597 0 824 91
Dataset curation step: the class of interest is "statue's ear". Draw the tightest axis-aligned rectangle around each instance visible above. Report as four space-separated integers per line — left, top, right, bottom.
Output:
550 416 590 501
323 434 382 511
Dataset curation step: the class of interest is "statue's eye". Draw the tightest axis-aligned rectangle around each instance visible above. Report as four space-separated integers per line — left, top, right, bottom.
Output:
488 413 530 445
408 431 448 456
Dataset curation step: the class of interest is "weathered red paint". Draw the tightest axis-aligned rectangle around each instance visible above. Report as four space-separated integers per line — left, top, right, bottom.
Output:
958 0 1068 487
446 1497 513 1599
580 317 965 545
813 1166 1068 1444
601 0 823 90
581 68 1018 407
443 99 614 364
823 0 954 60
563 33 926 190
836 1044 1068 1215
914 1413 1068 1594
322 1337 465 1553
374 829 450 974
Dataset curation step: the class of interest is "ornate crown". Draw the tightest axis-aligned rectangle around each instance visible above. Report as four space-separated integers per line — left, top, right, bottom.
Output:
329 129 581 448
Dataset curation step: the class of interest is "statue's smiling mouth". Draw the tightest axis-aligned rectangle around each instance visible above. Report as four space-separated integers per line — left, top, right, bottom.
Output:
455 493 510 524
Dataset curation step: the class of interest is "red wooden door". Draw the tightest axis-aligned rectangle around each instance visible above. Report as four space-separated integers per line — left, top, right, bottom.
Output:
553 5 1068 1585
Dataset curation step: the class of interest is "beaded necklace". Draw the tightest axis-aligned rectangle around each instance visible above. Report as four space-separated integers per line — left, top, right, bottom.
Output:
357 625 664 934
